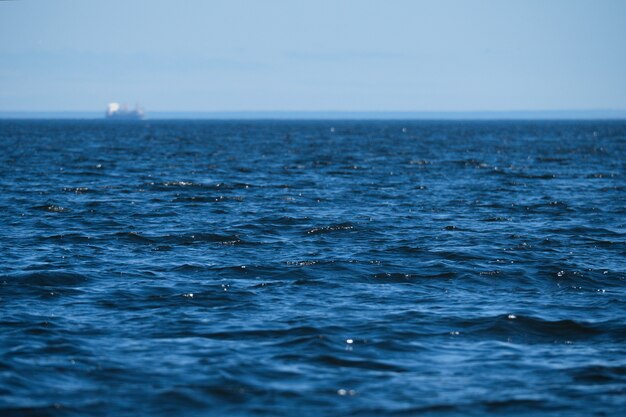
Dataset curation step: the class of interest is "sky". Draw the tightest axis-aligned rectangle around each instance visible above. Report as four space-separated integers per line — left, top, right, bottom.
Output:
0 0 625 112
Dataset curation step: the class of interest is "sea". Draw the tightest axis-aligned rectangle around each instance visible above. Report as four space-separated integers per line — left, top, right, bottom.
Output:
0 120 624 416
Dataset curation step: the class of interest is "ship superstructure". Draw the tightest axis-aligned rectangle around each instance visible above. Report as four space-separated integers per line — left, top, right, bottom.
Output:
105 103 144 120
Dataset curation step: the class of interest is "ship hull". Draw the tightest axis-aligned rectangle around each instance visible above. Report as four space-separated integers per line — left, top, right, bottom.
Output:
105 113 144 120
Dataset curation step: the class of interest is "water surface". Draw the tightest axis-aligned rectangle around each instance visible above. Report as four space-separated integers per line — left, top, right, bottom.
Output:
1 120 625 416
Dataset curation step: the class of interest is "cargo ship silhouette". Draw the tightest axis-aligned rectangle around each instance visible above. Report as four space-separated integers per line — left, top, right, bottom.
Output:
105 103 144 120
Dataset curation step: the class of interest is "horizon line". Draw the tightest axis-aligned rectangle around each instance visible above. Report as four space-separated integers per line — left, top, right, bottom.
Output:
1 109 625 120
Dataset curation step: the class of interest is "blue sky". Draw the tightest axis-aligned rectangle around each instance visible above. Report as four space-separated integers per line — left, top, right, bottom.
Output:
1 0 625 112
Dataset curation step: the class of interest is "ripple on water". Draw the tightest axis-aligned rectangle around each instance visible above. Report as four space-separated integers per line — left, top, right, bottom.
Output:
306 223 355 235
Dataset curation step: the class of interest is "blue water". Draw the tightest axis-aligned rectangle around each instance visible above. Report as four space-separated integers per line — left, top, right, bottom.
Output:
1 120 625 416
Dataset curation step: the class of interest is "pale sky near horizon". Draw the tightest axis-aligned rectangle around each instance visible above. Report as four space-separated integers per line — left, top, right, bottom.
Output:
0 0 625 112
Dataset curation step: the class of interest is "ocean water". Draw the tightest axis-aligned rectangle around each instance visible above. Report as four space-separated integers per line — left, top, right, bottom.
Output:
0 120 625 417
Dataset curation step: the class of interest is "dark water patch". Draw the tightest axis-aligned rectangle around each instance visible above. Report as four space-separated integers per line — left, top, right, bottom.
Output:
571 364 626 383
31 204 68 213
42 233 93 243
197 325 329 342
96 286 256 311
170 263 213 272
536 156 569 163
130 210 179 218
582 237 625 248
111 231 249 246
113 231 155 244
209 264 305 281
449 158 490 169
386 245 426 254
429 250 487 262
482 216 511 222
514 172 558 180
291 278 342 288
1 271 89 287
454 314 624 343
483 399 554 413
309 354 407 372
0 405 69 417
545 225 623 238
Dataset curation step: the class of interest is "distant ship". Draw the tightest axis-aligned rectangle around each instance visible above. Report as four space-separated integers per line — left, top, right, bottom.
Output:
105 103 144 120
